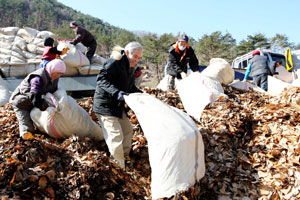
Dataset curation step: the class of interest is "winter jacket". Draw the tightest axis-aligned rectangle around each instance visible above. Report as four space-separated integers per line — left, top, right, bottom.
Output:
9 68 58 110
93 47 141 118
166 41 199 79
72 26 96 47
41 46 61 61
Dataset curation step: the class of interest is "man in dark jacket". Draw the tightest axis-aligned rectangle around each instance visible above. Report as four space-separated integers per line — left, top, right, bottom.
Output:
166 34 199 90
243 50 272 91
93 42 143 169
70 21 97 64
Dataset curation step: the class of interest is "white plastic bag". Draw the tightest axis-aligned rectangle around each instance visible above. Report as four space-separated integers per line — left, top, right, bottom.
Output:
30 88 103 140
124 93 205 199
0 76 11 106
177 72 226 122
57 41 90 67
229 80 266 93
268 75 291 96
201 58 234 84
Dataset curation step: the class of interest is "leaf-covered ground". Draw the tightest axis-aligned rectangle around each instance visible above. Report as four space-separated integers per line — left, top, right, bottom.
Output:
1 86 300 199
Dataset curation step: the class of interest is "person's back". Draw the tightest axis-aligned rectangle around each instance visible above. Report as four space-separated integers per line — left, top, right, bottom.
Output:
250 54 269 77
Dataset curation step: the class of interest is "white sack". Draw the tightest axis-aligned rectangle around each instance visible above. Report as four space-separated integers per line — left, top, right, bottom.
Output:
0 34 15 43
30 89 103 140
26 58 42 64
0 27 19 36
0 54 26 65
92 54 106 65
64 67 79 76
268 75 291 96
57 41 90 67
78 65 102 75
75 43 87 53
0 76 11 106
23 51 41 59
201 58 234 84
17 27 39 38
27 44 44 54
228 80 266 93
156 75 180 91
36 31 57 39
32 37 44 47
0 64 40 77
124 93 205 199
13 36 27 50
0 48 25 60
177 72 226 122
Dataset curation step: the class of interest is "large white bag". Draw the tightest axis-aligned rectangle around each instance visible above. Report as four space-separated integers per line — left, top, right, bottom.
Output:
267 75 291 96
57 41 90 67
30 89 103 140
229 80 266 93
0 76 11 106
124 93 205 199
177 72 226 122
201 58 234 84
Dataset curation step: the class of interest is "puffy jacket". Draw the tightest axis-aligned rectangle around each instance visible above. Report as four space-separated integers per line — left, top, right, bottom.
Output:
249 55 270 77
72 26 95 47
93 48 141 118
166 41 199 79
9 68 58 110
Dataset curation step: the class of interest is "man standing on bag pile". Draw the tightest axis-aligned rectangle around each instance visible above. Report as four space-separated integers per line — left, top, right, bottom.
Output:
165 34 199 91
93 42 143 169
70 21 97 64
243 50 277 91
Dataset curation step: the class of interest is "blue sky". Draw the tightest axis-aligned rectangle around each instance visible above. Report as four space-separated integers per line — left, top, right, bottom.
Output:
57 0 300 45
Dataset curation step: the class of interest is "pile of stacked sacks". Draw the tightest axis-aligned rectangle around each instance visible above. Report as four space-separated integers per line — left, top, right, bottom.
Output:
0 26 106 78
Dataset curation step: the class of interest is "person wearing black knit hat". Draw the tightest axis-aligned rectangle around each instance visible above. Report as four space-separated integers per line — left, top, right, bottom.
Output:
70 21 97 64
165 34 199 91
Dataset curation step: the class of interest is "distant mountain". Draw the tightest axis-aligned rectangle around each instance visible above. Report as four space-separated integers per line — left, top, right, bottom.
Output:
0 0 138 54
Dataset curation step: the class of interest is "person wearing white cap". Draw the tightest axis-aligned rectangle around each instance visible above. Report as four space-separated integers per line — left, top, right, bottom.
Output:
165 34 199 91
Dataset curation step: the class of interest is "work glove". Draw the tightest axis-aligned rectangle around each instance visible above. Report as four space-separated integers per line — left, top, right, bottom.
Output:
117 91 128 101
61 47 69 55
180 72 187 79
29 92 48 111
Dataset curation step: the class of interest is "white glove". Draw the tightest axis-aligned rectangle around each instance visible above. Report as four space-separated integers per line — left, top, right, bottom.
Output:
242 79 247 82
180 72 187 79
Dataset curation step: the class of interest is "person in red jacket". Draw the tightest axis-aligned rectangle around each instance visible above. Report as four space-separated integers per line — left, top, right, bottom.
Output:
70 21 97 64
40 37 68 68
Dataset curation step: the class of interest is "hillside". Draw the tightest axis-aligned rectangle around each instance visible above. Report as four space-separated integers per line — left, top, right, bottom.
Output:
0 0 138 56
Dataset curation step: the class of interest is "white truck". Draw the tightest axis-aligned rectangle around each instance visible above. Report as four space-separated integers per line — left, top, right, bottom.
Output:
231 49 299 83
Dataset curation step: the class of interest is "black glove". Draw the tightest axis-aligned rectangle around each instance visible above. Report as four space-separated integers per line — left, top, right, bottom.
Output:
70 41 74 45
29 92 48 111
117 91 128 101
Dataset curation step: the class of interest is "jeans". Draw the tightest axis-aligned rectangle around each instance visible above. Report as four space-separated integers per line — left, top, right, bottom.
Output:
253 73 268 91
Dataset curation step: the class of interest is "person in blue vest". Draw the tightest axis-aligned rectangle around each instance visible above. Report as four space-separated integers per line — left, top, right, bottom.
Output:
243 50 270 91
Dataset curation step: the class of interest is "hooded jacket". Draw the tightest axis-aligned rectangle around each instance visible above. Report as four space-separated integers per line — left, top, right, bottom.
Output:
166 41 199 79
93 47 141 118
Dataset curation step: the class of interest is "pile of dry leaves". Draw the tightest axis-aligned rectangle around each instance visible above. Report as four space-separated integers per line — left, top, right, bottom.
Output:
0 85 300 199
